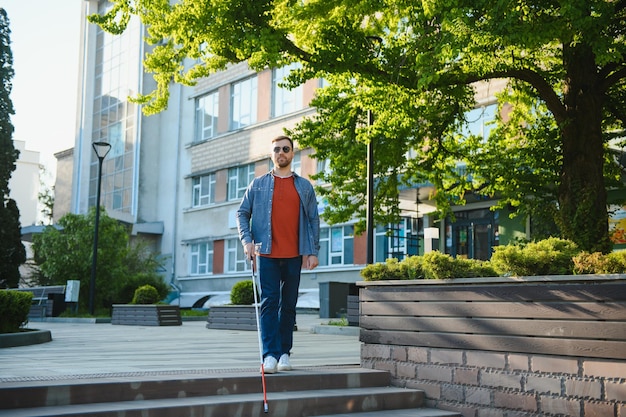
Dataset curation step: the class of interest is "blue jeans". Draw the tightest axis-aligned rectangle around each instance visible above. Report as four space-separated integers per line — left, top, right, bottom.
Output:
258 256 301 360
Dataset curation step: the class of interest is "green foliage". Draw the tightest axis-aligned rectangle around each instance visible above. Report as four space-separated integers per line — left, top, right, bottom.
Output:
89 1 626 253
32 209 167 311
230 280 258 305
490 237 580 276
131 285 160 305
359 258 410 281
360 238 612 280
421 252 497 280
572 251 626 274
0 290 32 333
0 9 26 289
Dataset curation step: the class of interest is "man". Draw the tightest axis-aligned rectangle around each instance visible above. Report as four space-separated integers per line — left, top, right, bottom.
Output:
236 135 320 374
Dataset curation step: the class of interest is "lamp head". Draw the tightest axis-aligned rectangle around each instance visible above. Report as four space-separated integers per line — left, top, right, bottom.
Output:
92 141 112 160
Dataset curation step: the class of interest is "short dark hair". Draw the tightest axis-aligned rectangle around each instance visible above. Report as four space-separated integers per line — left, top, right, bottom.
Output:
272 135 293 149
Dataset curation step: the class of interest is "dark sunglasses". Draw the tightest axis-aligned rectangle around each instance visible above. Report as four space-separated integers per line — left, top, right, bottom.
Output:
273 146 291 153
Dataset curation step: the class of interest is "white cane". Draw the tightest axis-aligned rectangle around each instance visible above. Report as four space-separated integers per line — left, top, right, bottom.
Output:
250 243 268 413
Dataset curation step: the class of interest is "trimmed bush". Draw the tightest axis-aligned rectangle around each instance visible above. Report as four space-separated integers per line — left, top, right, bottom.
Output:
0 290 33 333
573 251 626 274
131 284 160 304
230 280 258 305
490 237 579 276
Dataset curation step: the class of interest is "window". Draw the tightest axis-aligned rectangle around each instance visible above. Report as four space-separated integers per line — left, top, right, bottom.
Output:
318 225 354 266
316 158 332 184
292 152 301 176
191 241 214 275
192 173 216 207
375 218 419 262
195 91 219 141
226 238 250 272
231 76 257 129
228 164 255 201
272 63 303 117
461 104 497 141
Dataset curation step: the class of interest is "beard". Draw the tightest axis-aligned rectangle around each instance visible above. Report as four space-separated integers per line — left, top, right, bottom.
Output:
275 156 292 168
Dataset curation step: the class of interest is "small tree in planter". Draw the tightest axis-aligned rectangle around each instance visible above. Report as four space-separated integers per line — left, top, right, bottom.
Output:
131 284 160 304
112 284 180 326
206 280 259 330
230 280 258 305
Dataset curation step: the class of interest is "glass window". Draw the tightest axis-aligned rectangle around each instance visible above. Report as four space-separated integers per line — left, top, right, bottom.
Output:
226 238 251 272
292 152 301 176
318 225 354 266
461 104 497 141
191 241 214 275
231 76 257 130
89 7 141 215
272 63 303 117
228 164 255 201
195 91 219 142
192 173 216 207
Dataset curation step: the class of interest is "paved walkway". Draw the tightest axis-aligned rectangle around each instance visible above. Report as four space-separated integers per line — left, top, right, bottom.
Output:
0 313 361 382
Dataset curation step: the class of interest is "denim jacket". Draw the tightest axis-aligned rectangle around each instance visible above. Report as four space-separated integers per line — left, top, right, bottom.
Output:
236 171 320 257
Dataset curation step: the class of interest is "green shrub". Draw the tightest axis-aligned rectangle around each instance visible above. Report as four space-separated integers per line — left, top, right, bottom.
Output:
230 280 258 305
491 237 579 276
361 253 496 281
117 273 169 304
131 284 160 304
0 290 33 333
360 258 409 281
421 252 497 279
573 251 626 274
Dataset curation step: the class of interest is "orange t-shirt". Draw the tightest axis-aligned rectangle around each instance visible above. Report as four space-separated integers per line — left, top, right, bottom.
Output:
268 175 300 258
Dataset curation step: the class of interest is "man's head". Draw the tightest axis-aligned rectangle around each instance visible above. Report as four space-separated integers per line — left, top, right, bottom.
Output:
271 135 294 170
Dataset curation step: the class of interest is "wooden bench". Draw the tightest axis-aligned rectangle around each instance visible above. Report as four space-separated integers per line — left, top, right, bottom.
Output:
16 286 66 318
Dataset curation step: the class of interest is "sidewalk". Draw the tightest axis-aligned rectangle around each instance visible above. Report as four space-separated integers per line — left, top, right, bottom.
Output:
0 313 361 382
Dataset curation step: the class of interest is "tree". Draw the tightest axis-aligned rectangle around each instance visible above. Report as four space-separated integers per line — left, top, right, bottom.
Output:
90 1 626 253
0 8 25 288
32 209 167 313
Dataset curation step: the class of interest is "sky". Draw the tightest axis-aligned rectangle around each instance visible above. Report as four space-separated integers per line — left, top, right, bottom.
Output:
3 0 84 181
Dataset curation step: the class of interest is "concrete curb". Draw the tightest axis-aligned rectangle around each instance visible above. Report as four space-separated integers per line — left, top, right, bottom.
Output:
0 329 52 348
310 325 360 336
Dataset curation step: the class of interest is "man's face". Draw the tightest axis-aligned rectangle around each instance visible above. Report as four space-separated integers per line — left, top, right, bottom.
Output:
271 139 293 169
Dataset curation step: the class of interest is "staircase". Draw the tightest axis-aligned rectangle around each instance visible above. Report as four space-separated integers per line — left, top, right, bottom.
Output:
0 367 460 417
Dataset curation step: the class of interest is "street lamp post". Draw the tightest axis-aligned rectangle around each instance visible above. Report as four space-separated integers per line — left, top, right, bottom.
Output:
366 109 375 264
89 141 111 315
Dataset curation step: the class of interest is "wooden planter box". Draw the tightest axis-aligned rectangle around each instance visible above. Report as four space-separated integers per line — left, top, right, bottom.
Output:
111 304 182 326
359 274 626 359
358 274 626 416
206 305 257 331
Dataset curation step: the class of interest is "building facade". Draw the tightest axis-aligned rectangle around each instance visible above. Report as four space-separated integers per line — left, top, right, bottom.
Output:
71 1 527 309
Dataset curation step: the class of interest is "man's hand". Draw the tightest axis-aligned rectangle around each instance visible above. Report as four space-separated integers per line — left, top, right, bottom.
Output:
244 242 256 261
303 255 319 270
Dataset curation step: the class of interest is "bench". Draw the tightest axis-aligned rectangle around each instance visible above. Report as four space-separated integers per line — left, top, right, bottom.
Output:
15 286 66 318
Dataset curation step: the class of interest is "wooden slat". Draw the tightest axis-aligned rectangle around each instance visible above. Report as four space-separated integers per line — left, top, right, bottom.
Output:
360 329 626 360
360 282 626 303
361 300 626 320
360 316 626 341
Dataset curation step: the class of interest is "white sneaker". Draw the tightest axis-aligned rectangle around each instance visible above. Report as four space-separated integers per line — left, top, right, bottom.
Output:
262 356 277 374
278 353 292 371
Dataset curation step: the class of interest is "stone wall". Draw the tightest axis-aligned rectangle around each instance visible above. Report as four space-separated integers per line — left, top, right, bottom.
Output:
362 344 626 417
359 275 626 417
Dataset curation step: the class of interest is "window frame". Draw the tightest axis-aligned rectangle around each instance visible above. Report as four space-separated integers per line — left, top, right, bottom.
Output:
190 241 214 276
195 90 219 142
192 173 216 207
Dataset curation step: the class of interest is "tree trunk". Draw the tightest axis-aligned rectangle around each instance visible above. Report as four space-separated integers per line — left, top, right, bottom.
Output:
557 44 610 253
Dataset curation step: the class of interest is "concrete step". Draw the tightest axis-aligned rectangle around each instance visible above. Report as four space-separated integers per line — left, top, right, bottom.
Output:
0 386 430 417
0 368 389 409
0 367 460 417
317 410 461 417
